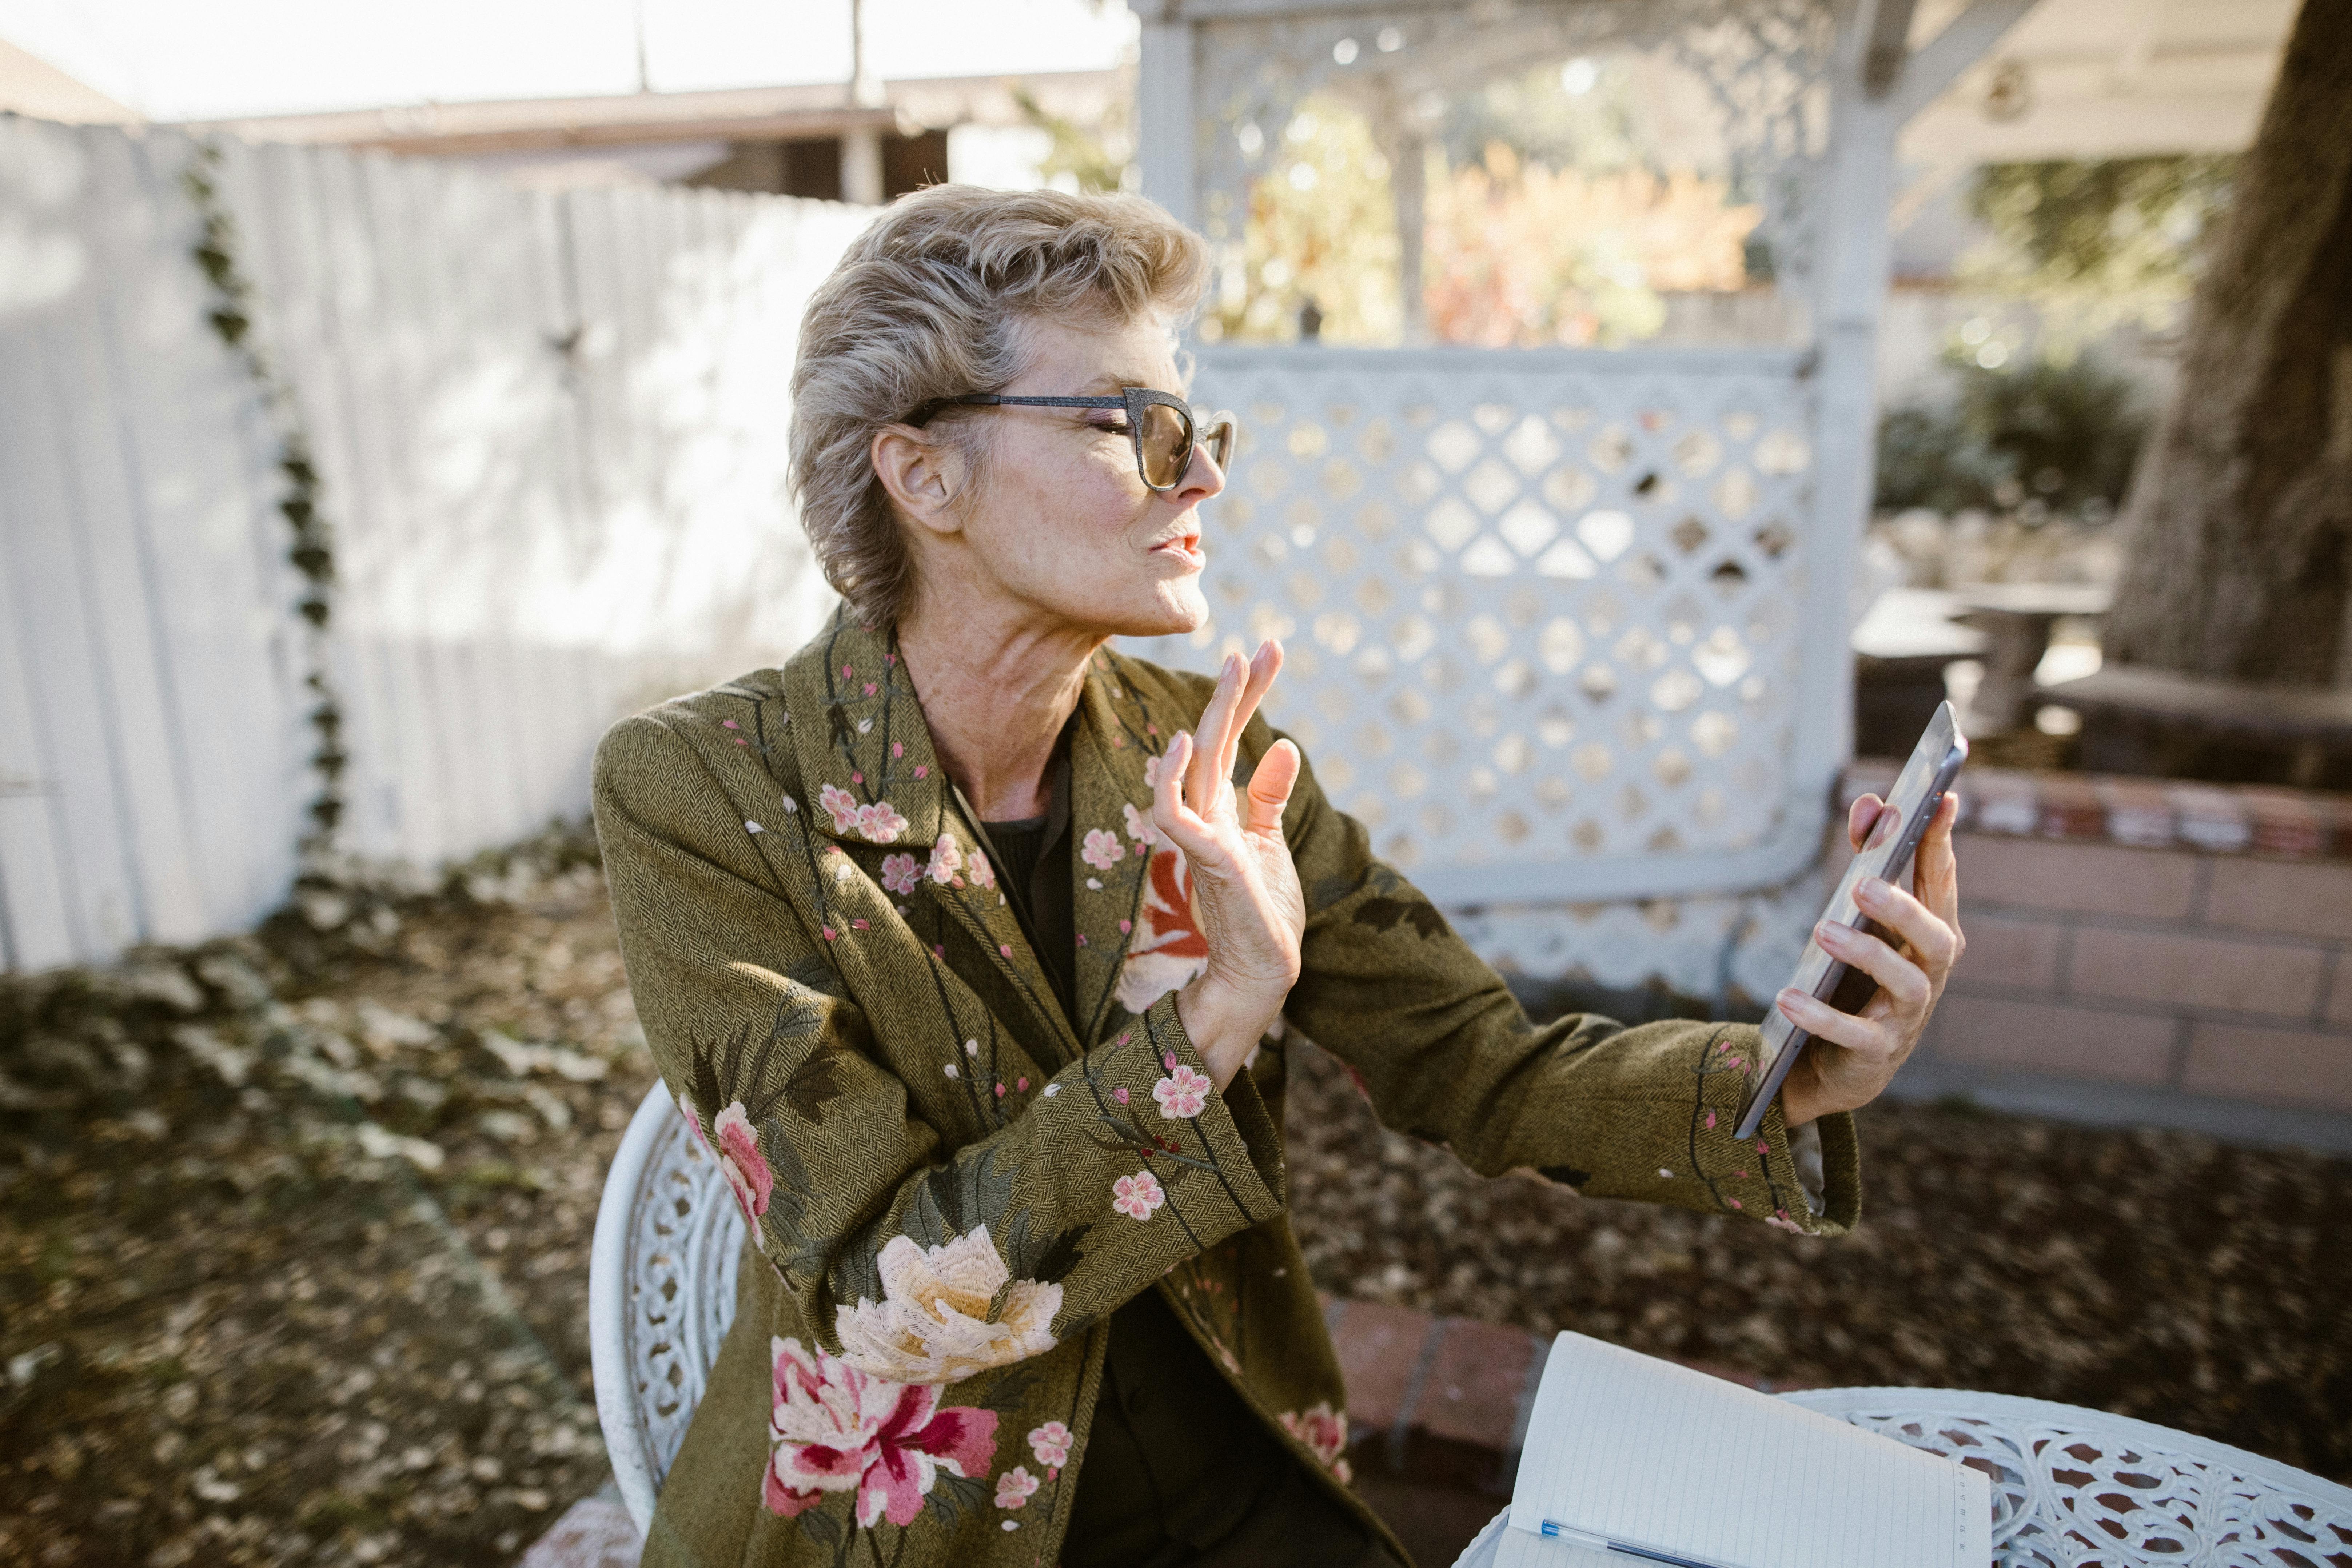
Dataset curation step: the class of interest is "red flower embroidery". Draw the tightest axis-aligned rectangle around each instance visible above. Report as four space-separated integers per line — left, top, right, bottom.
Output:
1279 1403 1351 1483
1115 846 1210 1012
763 1337 998 1527
682 1098 773 1251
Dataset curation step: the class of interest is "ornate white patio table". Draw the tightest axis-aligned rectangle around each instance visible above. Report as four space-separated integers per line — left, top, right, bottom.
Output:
1774 1385 2352 1567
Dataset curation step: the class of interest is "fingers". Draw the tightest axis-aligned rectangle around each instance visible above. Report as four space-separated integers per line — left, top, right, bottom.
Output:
1814 916 1931 1013
1188 655 1245 810
1854 871 1962 979
1775 985 1896 1059
1916 792 1962 928
1220 640 1283 783
1244 739 1301 838
1153 730 1225 870
1847 793 1884 853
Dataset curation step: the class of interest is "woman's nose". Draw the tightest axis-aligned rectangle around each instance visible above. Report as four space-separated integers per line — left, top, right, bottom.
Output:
1175 442 1227 503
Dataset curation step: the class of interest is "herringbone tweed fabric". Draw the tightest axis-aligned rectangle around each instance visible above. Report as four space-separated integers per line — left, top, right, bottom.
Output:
593 610 1859 1568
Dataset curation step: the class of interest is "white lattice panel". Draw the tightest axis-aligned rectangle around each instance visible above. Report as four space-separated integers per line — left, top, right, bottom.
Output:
1131 344 1833 906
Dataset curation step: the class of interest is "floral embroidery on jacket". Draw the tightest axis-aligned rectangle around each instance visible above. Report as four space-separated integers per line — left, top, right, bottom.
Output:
1115 845 1210 1013
1079 828 1126 871
763 1336 998 1526
1152 1064 1211 1120
818 783 908 843
1122 801 1158 848
1111 1170 1165 1220
856 800 909 843
833 1226 1062 1385
1279 1402 1352 1484
992 1467 1038 1510
1025 1421 1071 1468
925 833 963 885
880 852 922 895
681 1097 773 1251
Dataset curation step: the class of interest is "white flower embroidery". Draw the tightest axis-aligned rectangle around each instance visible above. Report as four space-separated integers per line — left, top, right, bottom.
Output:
833 1226 1063 1385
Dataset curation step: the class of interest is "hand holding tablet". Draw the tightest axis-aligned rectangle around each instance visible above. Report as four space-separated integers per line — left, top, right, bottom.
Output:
1735 703 1970 1140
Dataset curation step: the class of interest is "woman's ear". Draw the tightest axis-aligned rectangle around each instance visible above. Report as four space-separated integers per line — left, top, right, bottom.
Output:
870 424 966 539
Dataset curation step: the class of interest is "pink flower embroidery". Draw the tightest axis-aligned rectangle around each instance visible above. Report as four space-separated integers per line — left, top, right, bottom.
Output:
1028 1422 1071 1468
762 1336 998 1525
880 853 921 895
1279 1403 1350 1483
1153 1064 1211 1120
1142 754 1165 787
1080 829 1127 871
1115 846 1210 1012
968 849 996 891
682 1098 773 1252
1123 802 1159 848
1111 1170 1165 1220
855 800 909 844
926 834 963 885
818 783 862 835
993 1466 1039 1510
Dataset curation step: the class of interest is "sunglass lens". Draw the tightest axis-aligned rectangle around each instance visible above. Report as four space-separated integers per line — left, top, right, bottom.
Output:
1139 402 1192 488
1205 419 1235 471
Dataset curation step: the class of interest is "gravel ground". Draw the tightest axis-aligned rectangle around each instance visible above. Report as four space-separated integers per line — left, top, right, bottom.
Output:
6 854 2347 1568
1 839 653 1568
1284 1028 2352 1484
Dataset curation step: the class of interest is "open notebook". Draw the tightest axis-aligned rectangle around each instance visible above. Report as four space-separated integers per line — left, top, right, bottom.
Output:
1452 1334 1990 1568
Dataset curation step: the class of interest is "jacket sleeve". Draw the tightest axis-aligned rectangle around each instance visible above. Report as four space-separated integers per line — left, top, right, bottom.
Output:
1269 722 1860 1237
592 711 1284 1386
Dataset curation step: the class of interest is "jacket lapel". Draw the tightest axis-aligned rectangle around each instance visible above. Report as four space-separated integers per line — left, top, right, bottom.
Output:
1068 650 1188 1042
784 610 1081 1061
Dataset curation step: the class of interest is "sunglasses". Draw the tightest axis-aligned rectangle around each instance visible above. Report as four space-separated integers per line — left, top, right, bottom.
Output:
908 388 1238 492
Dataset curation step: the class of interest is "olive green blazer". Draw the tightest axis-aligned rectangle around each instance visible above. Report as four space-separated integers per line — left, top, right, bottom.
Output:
591 609 1860 1568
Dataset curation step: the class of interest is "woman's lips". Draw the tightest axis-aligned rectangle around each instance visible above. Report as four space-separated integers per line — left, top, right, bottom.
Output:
1150 534 1204 567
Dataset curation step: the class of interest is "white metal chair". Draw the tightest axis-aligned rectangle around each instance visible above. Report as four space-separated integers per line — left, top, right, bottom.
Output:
590 1081 745 1534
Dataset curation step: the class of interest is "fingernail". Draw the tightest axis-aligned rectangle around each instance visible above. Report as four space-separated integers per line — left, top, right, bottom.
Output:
1855 878 1884 905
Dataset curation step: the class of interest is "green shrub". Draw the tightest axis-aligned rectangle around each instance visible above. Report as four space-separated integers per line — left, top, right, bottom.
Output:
1875 351 2150 518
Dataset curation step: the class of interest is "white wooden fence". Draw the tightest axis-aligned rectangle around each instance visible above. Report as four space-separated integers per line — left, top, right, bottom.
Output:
0 116 871 973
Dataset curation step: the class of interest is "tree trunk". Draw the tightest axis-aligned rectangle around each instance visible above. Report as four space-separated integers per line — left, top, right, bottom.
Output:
2102 0 2352 686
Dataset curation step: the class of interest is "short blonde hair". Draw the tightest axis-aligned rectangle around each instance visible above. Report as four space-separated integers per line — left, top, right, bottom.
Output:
789 184 1209 625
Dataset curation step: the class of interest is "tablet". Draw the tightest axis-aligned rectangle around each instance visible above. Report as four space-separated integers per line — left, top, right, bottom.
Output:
1733 702 1967 1142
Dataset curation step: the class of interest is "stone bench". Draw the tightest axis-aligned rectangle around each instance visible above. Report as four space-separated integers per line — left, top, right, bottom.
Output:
2040 664 2352 789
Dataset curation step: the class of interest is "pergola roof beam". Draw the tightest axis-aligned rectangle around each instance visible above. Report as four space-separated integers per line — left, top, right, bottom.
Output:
1892 0 2042 122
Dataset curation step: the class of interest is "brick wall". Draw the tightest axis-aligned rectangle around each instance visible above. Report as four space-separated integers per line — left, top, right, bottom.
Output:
1841 764 2352 1114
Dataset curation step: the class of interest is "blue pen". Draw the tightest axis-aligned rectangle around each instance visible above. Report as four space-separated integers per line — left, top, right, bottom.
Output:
1540 1520 1719 1568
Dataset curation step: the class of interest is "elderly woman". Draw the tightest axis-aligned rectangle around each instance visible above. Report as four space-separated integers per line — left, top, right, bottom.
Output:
593 185 1963 1568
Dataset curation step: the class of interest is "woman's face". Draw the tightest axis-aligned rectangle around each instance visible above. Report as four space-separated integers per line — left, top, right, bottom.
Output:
920 311 1224 640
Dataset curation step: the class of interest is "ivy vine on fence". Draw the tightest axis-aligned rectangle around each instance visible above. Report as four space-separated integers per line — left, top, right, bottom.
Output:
182 142 349 887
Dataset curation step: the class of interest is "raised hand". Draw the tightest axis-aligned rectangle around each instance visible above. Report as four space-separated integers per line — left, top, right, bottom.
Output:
1775 791 1966 1126
1151 641 1307 1088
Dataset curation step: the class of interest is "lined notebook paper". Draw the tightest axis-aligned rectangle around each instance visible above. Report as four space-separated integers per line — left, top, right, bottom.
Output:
1478 1334 1989 1568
